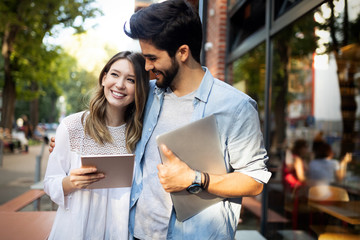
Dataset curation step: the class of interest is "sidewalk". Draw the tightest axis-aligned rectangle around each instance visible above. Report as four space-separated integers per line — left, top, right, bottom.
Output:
0 141 52 210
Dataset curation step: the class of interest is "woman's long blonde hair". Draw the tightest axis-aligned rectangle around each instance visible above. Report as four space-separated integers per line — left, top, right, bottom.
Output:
82 51 149 152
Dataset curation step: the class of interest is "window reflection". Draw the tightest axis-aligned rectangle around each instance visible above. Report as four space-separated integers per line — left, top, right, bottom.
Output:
269 0 360 234
228 0 360 237
227 43 266 126
274 0 303 19
228 0 266 51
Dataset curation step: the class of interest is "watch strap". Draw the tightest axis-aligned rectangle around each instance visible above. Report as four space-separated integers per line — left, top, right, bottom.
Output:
202 172 209 190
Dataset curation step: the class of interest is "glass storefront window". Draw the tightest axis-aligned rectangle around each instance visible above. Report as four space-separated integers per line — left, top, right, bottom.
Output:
228 0 266 52
274 0 304 19
228 0 360 238
227 43 266 126
228 0 241 10
269 0 360 237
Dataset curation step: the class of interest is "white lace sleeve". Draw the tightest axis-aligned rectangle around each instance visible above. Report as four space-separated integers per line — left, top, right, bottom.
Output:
44 120 72 208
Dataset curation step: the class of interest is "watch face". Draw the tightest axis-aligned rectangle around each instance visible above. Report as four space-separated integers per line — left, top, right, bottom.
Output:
187 184 202 194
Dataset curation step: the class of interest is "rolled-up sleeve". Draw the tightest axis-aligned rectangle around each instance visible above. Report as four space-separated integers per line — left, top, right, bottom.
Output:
43 122 72 208
228 99 272 184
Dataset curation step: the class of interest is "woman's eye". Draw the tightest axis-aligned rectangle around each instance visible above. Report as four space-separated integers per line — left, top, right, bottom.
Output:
111 73 118 77
128 78 135 83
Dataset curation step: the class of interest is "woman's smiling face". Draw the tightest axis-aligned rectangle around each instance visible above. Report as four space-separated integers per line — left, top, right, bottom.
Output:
102 59 136 112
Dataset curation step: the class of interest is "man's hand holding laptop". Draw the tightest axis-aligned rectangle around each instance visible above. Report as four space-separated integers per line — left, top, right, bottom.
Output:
157 144 195 193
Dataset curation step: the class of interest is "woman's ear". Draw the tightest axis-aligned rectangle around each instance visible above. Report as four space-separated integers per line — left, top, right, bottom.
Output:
101 73 107 86
177 45 190 62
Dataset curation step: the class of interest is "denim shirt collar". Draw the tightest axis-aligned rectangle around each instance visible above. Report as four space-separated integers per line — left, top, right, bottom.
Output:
195 67 213 103
152 67 213 104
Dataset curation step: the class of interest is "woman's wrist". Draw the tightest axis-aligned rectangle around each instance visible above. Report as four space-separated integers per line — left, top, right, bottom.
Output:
62 176 75 195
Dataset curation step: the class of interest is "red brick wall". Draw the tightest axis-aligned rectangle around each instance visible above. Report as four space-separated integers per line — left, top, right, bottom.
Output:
205 0 227 81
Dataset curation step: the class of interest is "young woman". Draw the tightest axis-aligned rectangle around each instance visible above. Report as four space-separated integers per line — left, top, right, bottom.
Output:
44 51 149 239
283 139 309 188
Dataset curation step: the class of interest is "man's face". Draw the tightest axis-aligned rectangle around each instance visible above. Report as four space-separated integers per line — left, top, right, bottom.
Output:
139 40 179 89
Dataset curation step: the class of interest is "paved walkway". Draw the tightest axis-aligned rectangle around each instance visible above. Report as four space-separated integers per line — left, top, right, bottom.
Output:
0 141 52 209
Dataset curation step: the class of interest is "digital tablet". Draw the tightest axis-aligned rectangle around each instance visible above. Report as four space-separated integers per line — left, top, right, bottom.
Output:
81 154 135 189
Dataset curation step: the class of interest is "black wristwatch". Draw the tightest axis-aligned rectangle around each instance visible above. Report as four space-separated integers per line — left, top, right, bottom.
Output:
186 170 202 194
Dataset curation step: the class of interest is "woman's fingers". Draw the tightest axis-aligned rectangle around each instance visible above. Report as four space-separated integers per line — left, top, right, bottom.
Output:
69 168 105 189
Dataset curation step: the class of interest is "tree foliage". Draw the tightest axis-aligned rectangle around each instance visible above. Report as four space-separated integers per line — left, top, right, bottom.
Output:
63 68 98 115
269 13 320 146
232 11 319 149
15 48 78 123
232 43 266 112
0 0 101 129
315 0 360 156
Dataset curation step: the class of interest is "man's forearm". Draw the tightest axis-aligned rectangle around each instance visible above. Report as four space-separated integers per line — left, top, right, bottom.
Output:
205 172 263 198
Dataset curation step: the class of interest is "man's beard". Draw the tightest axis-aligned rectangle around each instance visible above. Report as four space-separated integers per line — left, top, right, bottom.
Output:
155 57 179 89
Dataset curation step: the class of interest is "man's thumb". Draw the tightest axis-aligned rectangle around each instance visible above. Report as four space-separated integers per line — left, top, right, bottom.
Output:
161 144 174 161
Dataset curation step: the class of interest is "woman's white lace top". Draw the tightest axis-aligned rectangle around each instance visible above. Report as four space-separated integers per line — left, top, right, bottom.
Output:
44 111 130 240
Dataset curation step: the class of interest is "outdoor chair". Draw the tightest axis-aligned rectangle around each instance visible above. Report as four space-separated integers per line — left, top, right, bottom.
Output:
307 185 357 239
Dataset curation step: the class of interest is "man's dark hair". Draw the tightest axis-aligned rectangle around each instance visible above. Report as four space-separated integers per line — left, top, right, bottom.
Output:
124 0 203 63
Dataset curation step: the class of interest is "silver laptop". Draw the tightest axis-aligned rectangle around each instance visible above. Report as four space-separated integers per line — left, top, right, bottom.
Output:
156 115 227 221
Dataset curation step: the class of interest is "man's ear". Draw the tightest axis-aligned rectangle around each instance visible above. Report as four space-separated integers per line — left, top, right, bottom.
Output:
177 45 190 62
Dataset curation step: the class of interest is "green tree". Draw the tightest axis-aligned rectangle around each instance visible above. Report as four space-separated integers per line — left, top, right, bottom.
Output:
0 0 100 129
232 12 319 150
15 48 78 124
232 43 266 109
271 12 319 148
62 68 97 115
61 43 117 116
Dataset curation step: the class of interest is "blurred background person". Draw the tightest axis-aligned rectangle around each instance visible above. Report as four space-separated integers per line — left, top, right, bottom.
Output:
308 141 352 185
2 128 15 153
312 131 325 156
21 114 32 152
283 139 309 189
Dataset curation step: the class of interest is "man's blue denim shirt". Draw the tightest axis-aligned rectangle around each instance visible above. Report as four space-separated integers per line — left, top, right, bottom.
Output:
129 67 272 239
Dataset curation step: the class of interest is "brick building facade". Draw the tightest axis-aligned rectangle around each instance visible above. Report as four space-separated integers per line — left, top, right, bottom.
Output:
204 0 227 81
